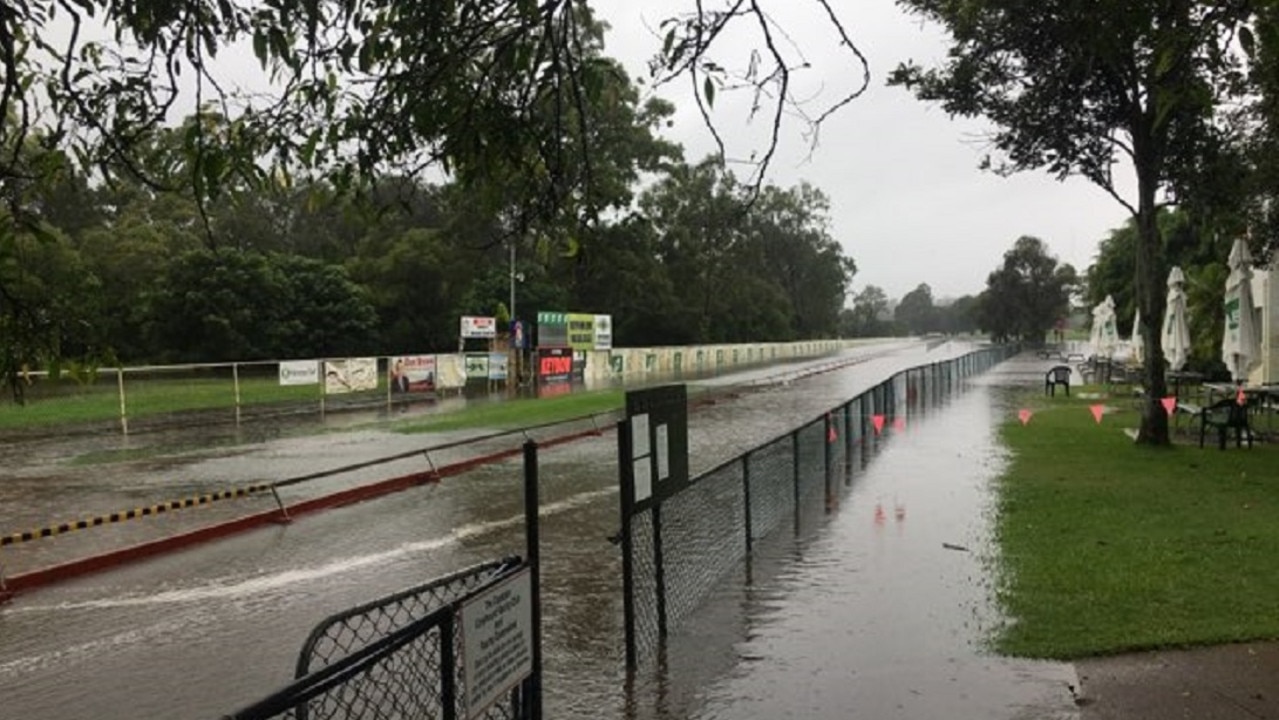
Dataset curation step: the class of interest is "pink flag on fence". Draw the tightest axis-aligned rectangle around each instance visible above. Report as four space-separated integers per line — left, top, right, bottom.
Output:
893 417 907 433
872 415 885 435
1018 409 1032 425
827 413 837 443
1090 404 1105 424
1161 397 1177 416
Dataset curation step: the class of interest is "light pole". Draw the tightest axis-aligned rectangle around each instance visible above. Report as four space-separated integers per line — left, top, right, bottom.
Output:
509 239 517 324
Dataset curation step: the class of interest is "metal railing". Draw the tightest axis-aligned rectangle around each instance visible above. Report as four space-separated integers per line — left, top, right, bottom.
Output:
224 562 529 720
222 442 547 720
615 344 1016 669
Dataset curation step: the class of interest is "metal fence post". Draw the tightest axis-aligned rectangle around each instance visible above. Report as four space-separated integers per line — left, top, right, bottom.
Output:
843 400 854 485
116 367 129 436
824 413 834 512
616 419 638 671
440 613 458 720
233 362 243 426
742 452 753 555
522 440 543 720
792 430 801 533
653 502 668 639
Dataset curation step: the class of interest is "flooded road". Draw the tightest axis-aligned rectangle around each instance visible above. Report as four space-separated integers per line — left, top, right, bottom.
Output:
0 343 1076 719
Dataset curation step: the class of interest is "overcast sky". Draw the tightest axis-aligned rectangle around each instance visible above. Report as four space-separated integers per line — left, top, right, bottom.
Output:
597 0 1137 302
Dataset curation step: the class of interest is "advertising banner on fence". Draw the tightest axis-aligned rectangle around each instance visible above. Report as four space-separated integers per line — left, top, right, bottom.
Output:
568 313 595 350
488 353 509 381
436 354 467 389
279 360 319 386
593 314 613 350
324 357 378 394
538 347 573 384
465 353 490 380
460 316 497 339
390 355 436 393
537 311 568 348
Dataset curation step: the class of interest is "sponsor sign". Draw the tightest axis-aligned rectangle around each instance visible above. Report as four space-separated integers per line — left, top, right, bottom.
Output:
537 347 573 384
461 569 534 719
465 353 491 380
390 355 436 394
461 316 497 339
567 313 595 350
324 357 378 394
279 360 319 386
511 320 526 350
593 314 613 350
488 353 509 381
537 311 568 348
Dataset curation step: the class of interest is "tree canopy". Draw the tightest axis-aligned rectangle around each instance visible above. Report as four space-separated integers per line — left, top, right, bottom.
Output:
978 236 1077 344
0 1 876 398
889 0 1265 445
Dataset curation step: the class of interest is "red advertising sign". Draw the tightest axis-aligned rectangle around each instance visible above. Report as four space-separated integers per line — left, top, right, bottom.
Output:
538 347 572 384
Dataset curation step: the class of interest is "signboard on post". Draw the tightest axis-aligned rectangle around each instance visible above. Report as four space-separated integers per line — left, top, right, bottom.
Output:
536 311 568 348
488 353 509 381
460 568 534 719
537 347 572 384
623 384 690 511
461 316 498 339
465 353 491 380
567 313 595 350
593 314 613 350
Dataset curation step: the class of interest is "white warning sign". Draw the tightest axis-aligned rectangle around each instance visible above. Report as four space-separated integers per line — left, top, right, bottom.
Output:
461 569 534 718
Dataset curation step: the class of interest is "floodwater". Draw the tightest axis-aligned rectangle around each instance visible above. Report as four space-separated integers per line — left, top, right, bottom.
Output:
0 343 1077 719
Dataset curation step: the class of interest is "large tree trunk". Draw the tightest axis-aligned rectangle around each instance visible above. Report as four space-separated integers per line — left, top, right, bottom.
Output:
1134 159 1170 445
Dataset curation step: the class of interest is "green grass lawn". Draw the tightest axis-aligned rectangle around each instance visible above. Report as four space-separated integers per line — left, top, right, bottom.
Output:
0 376 335 430
995 388 1279 659
392 389 626 433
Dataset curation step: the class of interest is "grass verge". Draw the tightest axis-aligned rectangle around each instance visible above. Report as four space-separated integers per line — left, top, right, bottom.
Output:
392 389 626 433
995 387 1279 659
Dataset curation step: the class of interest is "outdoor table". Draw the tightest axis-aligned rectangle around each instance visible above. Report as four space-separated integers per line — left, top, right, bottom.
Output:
1167 370 1203 400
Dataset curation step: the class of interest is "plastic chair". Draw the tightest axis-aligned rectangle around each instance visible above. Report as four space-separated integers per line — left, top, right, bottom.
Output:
1045 365 1071 397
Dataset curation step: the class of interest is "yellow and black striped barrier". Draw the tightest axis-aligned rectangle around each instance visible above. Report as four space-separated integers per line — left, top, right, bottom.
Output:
1 483 275 548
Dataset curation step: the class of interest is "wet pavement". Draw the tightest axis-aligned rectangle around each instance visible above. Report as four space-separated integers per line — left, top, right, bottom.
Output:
0 340 1081 720
635 359 1079 720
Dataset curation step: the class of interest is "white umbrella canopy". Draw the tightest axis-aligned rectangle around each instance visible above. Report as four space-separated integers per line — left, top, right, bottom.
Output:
1092 295 1119 358
1222 239 1262 381
1162 266 1191 371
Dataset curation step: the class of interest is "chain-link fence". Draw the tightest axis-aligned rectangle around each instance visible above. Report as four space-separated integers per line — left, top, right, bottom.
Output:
616 344 1016 669
224 559 533 720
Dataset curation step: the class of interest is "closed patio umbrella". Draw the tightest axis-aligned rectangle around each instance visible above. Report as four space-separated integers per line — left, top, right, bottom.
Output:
1092 295 1119 359
1162 266 1191 371
1222 239 1261 381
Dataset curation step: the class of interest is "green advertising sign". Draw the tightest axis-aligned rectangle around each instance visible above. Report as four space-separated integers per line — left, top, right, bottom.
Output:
568 312 596 350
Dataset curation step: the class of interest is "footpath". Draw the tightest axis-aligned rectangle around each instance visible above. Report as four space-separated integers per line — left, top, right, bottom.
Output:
1077 641 1279 718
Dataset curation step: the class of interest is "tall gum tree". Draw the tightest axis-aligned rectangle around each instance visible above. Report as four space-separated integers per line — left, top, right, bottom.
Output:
889 0 1260 445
